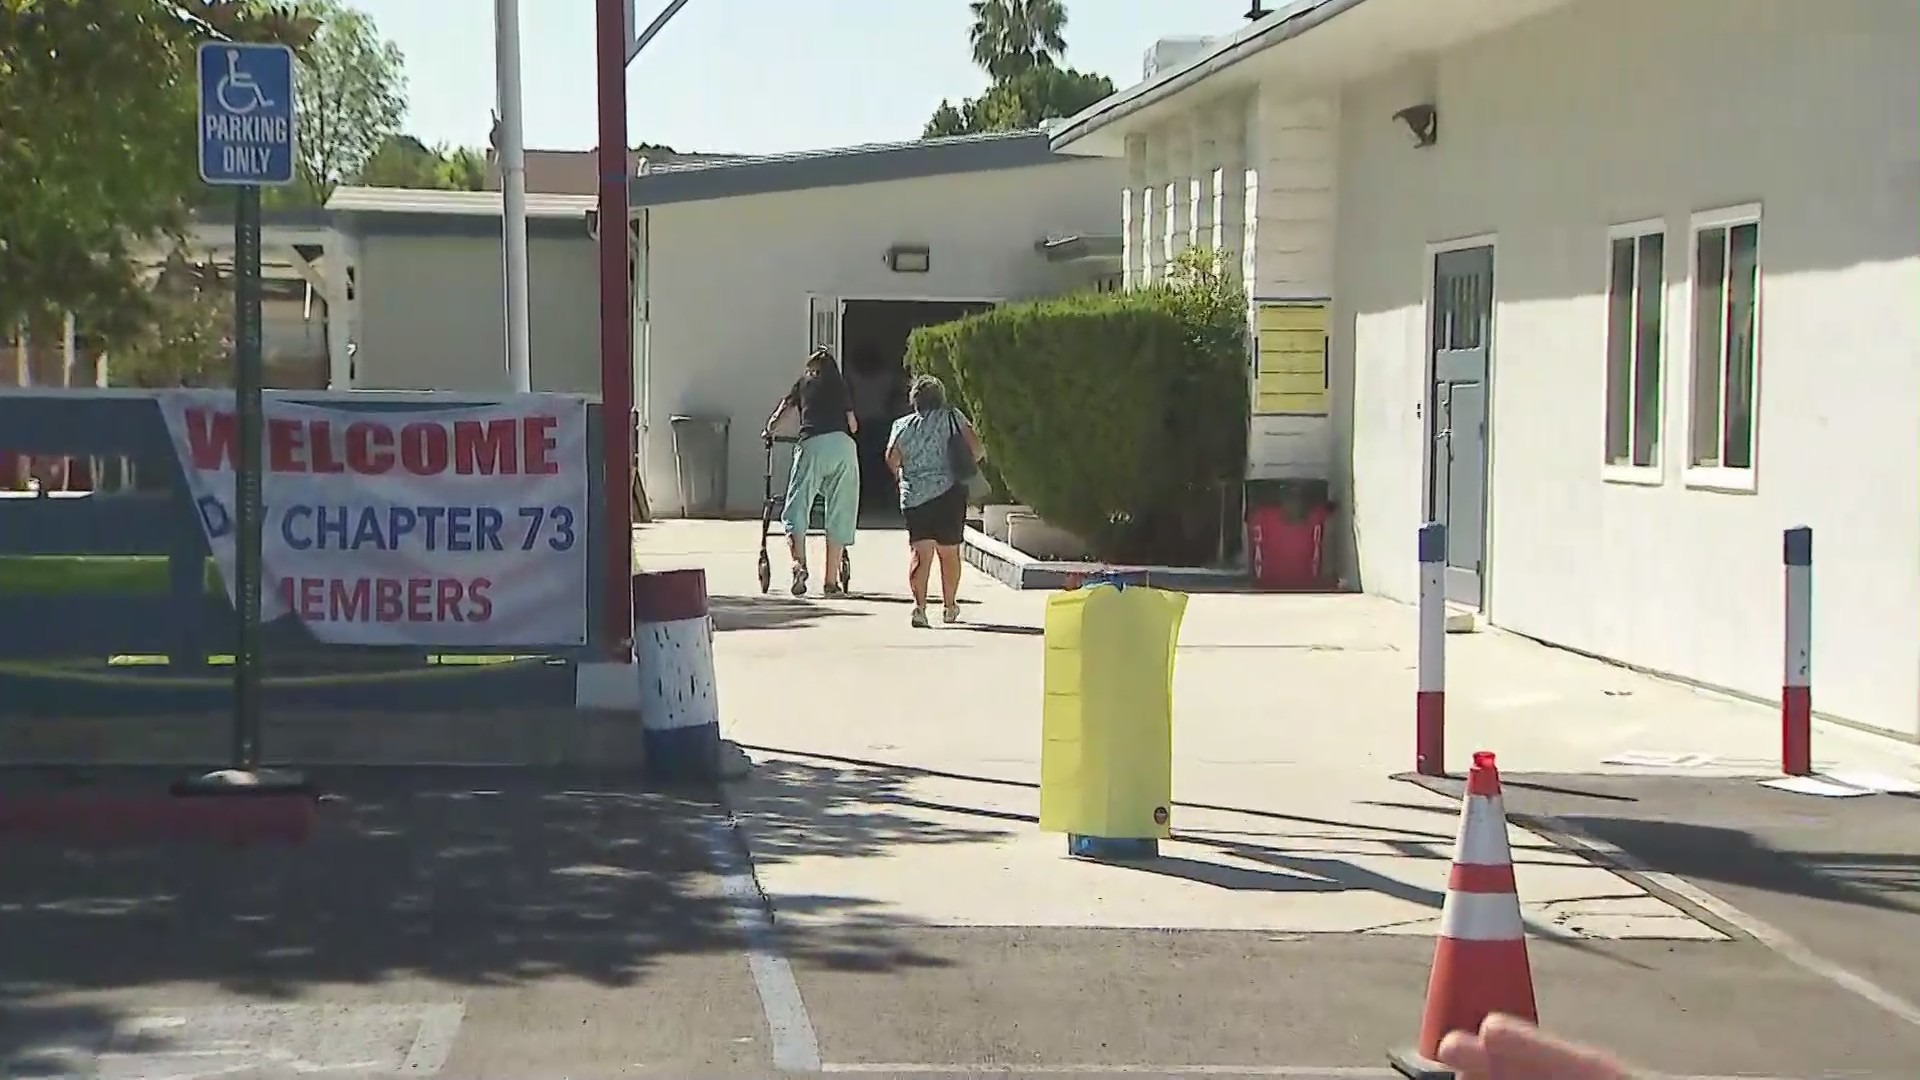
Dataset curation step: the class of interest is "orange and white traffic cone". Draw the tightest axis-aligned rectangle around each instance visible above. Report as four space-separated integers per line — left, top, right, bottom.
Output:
1389 750 1539 1079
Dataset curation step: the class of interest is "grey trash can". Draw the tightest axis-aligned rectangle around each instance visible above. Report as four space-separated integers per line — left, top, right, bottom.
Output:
669 414 730 518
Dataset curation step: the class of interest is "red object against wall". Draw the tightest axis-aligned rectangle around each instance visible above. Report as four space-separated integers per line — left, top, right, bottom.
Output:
1247 504 1330 589
0 454 94 492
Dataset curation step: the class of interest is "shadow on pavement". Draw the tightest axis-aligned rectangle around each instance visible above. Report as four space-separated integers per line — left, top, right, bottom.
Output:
743 746 1465 846
728 757 1012 870
944 622 1044 636
1558 814 1920 915
0 1003 170 1078
0 766 948 1065
833 593 984 608
1402 771 1920 917
710 592 864 631
729 748 1628 961
709 591 988 631
1503 778 1639 802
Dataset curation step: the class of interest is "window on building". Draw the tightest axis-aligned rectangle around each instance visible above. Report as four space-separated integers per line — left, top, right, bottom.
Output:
1686 206 1762 487
1603 222 1665 476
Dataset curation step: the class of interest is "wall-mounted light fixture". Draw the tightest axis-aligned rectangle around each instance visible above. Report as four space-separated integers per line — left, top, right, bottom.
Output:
886 244 931 273
1393 104 1439 148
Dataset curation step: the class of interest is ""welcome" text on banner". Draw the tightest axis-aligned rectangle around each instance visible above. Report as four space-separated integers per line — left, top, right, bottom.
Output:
158 391 591 647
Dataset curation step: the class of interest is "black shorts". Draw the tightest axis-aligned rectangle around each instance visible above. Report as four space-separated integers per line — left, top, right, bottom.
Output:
902 483 967 545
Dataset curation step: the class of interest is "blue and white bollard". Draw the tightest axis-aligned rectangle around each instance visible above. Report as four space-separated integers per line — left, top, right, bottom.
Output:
634 568 721 780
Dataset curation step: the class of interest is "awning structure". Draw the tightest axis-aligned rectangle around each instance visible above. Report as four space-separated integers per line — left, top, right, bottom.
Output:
1035 234 1124 269
146 210 338 289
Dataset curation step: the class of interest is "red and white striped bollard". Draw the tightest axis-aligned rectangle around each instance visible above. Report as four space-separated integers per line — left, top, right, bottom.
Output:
1417 521 1447 776
1782 526 1812 777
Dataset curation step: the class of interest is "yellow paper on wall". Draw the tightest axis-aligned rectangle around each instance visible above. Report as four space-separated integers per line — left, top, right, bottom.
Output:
1253 302 1329 416
1039 586 1188 839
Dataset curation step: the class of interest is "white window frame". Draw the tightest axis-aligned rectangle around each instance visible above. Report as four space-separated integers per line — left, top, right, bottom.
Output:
1682 203 1764 494
1601 218 1669 486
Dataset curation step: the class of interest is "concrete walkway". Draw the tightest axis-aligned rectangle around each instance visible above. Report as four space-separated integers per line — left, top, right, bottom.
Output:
638 519 1920 943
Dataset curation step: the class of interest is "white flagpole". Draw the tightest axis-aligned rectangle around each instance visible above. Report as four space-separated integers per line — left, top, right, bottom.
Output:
495 0 533 392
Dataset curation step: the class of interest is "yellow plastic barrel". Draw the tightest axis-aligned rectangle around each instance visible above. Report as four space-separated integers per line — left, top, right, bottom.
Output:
1038 580 1188 858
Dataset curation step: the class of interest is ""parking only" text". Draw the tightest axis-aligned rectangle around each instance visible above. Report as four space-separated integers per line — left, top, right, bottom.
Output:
204 113 290 174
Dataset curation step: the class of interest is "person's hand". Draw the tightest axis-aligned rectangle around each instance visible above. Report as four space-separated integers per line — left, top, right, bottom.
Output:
1436 1015 1631 1080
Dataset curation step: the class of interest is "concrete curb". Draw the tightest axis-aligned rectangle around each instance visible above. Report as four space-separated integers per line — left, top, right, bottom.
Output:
0 709 650 768
1393 771 1751 941
960 526 1251 592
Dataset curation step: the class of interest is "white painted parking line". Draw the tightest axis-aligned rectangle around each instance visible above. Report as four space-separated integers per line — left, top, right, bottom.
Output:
400 1002 466 1073
703 815 823 1073
820 1065 1812 1079
5 1002 467 1078
814 1060 1397 1068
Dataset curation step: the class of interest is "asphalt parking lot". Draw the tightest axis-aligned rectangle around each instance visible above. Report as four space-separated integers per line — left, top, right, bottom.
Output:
1406 771 1920 1013
3 767 1918 1079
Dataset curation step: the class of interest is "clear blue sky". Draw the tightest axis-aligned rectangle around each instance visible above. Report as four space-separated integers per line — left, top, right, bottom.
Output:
354 0 1257 154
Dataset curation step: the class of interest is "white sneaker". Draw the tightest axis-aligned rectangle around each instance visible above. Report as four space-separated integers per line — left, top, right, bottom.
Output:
910 606 930 629
942 604 961 624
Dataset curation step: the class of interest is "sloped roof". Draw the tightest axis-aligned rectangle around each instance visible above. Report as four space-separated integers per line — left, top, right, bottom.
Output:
326 188 597 219
1050 0 1358 152
628 129 1075 206
323 130 1086 237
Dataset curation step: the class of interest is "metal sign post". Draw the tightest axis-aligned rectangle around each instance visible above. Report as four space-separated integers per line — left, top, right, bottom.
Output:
194 42 297 780
231 187 264 765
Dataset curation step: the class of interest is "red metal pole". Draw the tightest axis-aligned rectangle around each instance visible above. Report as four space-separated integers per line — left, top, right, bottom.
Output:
594 0 634 661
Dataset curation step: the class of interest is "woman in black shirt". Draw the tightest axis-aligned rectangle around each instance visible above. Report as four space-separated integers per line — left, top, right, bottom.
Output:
762 348 860 595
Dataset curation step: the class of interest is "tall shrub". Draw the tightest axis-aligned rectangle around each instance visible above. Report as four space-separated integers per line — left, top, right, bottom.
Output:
905 253 1248 563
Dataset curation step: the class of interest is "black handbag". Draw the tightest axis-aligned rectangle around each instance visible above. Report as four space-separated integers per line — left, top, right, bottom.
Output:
946 410 988 498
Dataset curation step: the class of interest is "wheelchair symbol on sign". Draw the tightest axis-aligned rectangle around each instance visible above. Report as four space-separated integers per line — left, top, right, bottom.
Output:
215 49 274 114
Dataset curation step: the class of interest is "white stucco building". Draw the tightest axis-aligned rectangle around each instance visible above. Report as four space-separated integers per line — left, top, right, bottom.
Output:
630 131 1119 516
324 132 1120 517
324 188 604 395
1051 0 1920 740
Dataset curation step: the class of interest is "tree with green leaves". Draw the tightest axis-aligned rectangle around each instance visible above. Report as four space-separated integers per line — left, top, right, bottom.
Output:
289 0 406 206
925 1 1111 139
0 0 314 338
357 134 487 191
437 146 487 190
967 0 1067 80
924 64 1114 138
108 249 235 388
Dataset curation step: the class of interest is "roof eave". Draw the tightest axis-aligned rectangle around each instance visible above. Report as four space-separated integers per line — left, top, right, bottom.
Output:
627 130 1072 207
1049 0 1367 156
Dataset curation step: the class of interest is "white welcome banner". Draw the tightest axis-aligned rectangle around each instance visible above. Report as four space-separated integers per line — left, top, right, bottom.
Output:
156 390 591 647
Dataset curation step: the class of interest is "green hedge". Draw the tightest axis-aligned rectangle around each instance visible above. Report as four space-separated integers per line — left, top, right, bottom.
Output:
906 253 1248 564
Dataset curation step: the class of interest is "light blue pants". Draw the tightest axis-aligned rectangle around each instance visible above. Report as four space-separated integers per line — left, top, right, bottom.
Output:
783 431 859 547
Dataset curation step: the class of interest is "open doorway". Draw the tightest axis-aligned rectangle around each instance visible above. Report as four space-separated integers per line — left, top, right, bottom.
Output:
840 298 995 515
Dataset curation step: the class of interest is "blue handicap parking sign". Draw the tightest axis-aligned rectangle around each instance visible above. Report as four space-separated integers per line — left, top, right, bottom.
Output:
197 42 297 186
